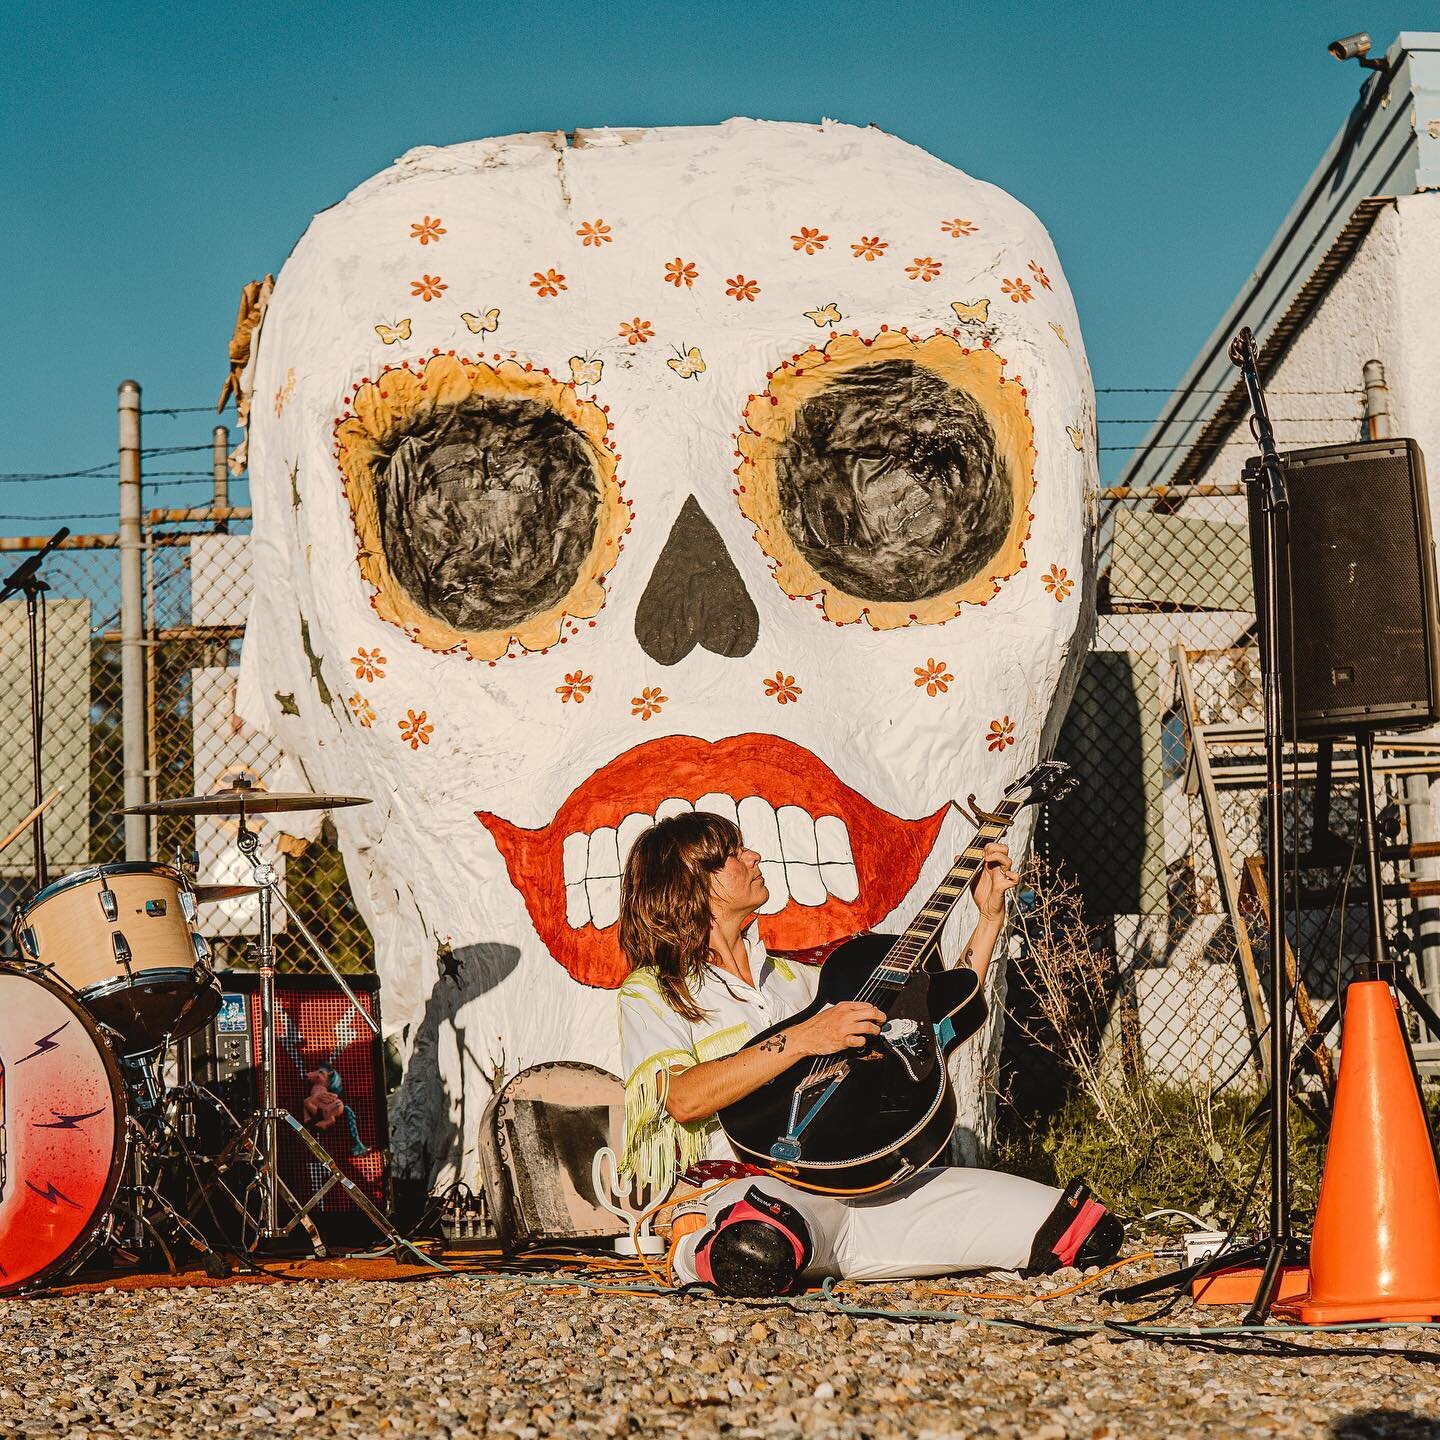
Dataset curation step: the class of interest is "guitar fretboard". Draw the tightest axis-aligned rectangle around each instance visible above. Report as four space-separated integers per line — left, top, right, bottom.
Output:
870 801 1022 987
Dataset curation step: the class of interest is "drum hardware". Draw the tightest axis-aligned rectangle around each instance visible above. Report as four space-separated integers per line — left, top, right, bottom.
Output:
124 783 444 1271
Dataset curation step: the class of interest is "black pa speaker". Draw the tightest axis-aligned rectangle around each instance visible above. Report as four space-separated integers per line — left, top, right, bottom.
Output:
1246 438 1440 739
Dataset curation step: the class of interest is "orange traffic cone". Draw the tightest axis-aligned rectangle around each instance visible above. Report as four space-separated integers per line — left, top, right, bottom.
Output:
1281 979 1440 1323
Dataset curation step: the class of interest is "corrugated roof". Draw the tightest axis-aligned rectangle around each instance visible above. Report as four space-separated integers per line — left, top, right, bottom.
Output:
1117 32 1440 492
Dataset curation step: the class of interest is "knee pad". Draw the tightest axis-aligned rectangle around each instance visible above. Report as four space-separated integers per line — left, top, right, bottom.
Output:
1024 1177 1124 1276
693 1185 813 1297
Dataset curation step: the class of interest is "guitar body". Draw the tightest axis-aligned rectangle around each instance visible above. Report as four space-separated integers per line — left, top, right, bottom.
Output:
718 933 987 1194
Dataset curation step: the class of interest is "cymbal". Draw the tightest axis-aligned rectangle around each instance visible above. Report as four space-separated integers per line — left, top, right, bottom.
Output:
123 785 372 817
191 884 260 904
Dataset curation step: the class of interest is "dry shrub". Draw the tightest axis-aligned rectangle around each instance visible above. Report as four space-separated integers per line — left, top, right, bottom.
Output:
997 862 1323 1220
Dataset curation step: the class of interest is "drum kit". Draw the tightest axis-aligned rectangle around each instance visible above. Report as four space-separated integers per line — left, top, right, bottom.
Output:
0 779 439 1295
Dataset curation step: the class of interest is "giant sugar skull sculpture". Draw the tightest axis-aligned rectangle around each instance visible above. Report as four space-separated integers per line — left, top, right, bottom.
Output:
239 120 1097 1184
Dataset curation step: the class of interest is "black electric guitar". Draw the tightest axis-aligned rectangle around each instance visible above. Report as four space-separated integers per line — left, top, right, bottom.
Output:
718 761 1075 1195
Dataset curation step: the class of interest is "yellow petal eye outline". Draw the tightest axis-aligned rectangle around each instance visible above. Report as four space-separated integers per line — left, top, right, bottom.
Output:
735 331 1035 629
804 302 842 327
461 308 501 334
1067 425 1084 450
375 319 412 344
334 355 625 661
666 345 706 380
950 299 989 324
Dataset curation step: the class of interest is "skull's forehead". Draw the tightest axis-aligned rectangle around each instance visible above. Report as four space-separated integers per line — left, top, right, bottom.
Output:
298 120 1048 364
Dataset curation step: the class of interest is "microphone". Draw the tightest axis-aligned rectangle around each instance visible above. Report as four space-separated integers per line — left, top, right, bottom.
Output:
0 527 71 602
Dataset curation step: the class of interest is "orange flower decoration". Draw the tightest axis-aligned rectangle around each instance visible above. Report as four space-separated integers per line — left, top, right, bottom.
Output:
941 218 977 237
851 236 889 262
410 216 446 245
556 671 593 704
905 256 943 283
1028 260 1053 291
631 687 667 720
1042 565 1074 602
763 672 802 704
1000 277 1035 304
986 717 1016 752
914 659 954 697
410 274 447 302
664 257 698 288
399 709 434 749
531 269 567 298
791 227 828 254
725 274 760 302
619 317 654 346
347 693 376 728
352 646 386 682
576 219 613 247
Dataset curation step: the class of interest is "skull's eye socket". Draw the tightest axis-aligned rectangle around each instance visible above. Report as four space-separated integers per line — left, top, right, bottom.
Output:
336 355 625 660
774 358 1012 603
376 400 597 632
737 332 1035 629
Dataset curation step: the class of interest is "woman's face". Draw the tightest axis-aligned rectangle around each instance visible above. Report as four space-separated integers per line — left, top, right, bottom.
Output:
708 846 768 921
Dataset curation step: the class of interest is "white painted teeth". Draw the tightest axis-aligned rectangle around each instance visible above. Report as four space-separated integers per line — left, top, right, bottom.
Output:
560 797 859 930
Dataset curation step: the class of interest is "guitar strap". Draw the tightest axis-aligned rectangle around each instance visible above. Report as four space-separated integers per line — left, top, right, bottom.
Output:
877 972 938 1084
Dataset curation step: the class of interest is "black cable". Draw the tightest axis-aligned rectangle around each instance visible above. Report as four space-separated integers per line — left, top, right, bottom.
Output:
1096 388 1361 396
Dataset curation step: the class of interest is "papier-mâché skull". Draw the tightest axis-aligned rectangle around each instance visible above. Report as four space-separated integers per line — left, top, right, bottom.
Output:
238 119 1096 1184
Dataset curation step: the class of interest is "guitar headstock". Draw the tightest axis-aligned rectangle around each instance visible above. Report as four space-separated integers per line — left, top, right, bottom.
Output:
1003 760 1076 809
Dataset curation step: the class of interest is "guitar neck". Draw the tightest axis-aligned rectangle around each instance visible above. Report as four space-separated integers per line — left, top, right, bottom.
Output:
874 799 1024 981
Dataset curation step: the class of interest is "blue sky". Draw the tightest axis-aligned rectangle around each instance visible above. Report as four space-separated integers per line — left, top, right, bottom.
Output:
0 3 1426 536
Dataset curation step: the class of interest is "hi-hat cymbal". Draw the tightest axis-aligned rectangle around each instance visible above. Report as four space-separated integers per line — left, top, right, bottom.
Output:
191 883 260 904
123 783 372 817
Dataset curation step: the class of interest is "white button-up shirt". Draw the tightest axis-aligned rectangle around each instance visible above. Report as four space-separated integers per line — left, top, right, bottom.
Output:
616 923 820 1194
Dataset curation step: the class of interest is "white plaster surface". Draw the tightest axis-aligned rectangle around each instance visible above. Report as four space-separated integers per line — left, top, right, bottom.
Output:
236 120 1098 1185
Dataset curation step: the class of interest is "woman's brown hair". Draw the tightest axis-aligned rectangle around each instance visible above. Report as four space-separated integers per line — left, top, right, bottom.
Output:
619 811 743 1023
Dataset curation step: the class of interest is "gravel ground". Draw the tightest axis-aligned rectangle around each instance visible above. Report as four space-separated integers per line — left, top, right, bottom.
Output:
3 1263 1440 1439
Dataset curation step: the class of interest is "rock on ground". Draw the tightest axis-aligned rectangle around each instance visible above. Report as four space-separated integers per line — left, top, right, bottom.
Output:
1 1266 1438 1438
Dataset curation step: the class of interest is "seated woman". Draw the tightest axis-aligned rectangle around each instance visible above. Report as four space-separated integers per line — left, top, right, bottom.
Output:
616 810 1122 1297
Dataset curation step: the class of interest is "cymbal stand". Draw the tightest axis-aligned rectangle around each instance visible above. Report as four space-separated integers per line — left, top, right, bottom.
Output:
207 807 443 1268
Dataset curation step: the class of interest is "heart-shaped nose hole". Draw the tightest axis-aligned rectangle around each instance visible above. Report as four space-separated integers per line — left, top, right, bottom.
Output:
635 496 759 665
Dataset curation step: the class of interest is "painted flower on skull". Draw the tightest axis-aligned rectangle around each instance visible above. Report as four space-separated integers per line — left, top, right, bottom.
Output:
259 121 1089 1015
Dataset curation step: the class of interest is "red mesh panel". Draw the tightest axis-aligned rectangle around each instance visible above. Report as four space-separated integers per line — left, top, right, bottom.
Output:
245 983 386 1215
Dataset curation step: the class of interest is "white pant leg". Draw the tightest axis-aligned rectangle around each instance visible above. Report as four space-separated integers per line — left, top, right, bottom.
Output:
669 1176 849 1284
833 1167 1062 1281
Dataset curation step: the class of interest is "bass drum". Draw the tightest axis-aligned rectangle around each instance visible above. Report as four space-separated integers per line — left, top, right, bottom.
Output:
0 967 127 1294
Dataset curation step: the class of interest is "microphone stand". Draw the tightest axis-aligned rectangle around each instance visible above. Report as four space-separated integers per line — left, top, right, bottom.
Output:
1230 326 1298 1325
0 527 70 891
1103 330 1298 1319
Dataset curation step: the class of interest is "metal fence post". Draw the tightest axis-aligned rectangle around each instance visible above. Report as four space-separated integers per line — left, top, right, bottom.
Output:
118 380 147 860
212 425 229 516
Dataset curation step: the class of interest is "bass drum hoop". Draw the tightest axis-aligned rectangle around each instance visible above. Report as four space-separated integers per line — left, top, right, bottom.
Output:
0 965 130 1297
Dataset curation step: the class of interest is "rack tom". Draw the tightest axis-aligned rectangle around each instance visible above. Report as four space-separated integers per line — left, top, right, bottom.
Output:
15 864 221 1053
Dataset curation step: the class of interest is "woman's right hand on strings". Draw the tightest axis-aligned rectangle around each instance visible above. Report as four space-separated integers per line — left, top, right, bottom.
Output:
788 1001 887 1057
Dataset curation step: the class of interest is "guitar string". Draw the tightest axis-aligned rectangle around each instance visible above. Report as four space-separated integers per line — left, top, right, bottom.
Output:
788 803 1021 1099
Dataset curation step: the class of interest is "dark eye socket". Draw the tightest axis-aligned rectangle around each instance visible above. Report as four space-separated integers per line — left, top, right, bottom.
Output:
773 358 1014 603
373 397 600 633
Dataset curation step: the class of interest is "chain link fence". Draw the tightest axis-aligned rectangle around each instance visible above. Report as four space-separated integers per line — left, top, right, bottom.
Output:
1015 477 1440 1127
12 428 1438 1123
0 506 373 981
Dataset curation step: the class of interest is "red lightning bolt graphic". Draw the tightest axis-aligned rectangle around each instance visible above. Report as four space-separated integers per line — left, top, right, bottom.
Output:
25 1180 81 1208
15 1022 69 1063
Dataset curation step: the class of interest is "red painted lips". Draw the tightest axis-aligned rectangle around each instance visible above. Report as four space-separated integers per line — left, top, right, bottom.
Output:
477 732 947 988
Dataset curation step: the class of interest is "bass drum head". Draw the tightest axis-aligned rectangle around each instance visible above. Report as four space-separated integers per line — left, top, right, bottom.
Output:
0 967 126 1294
